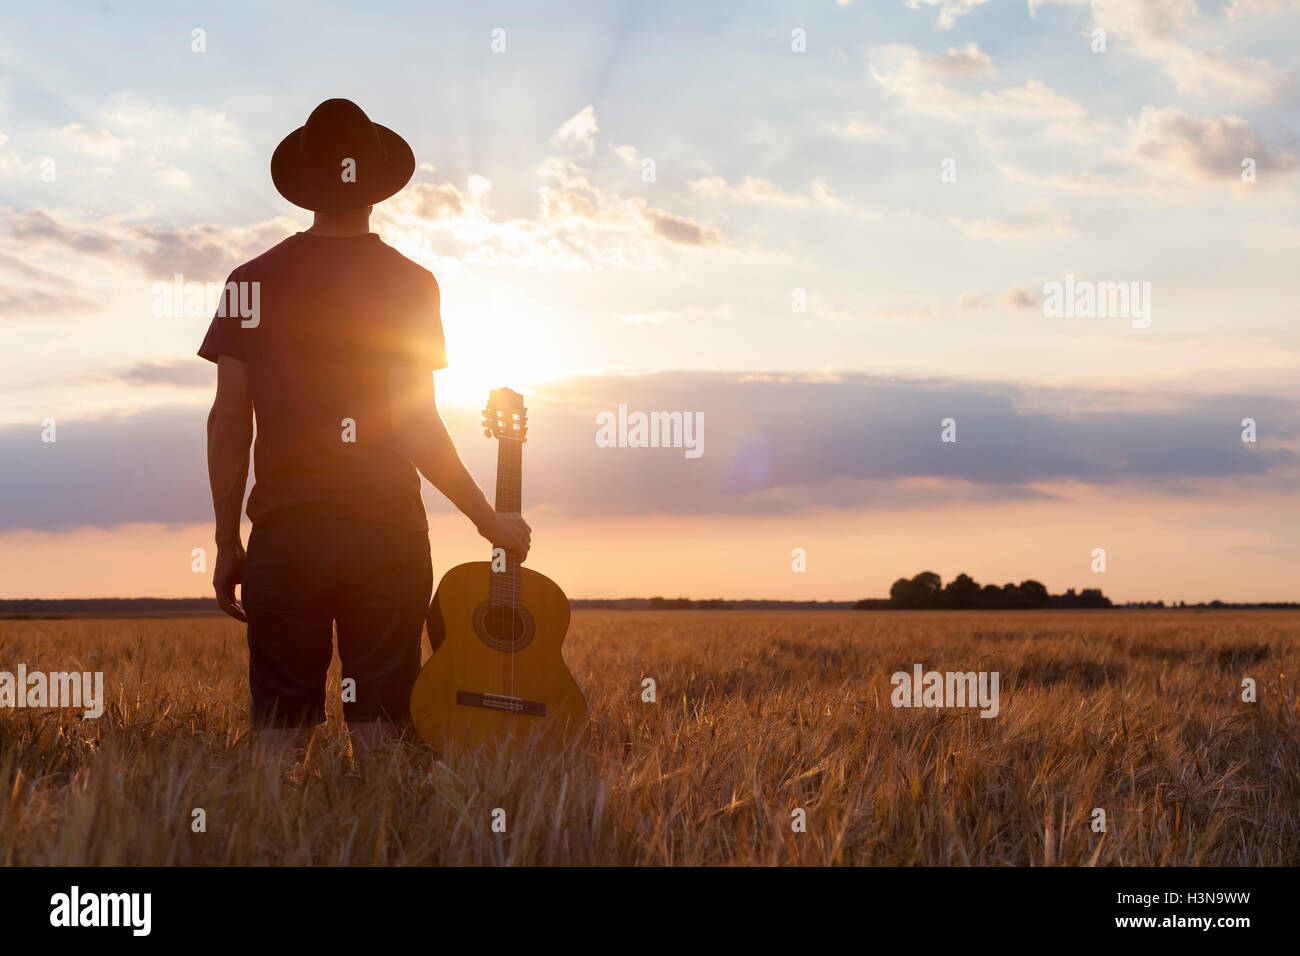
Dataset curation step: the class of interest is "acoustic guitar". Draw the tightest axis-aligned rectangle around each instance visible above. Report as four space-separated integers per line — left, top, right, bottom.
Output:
409 388 588 750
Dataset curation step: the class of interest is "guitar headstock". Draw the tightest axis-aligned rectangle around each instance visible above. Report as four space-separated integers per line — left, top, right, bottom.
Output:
482 388 528 443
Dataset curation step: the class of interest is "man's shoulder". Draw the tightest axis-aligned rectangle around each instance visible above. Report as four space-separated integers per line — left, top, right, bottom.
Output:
224 234 302 280
373 239 439 291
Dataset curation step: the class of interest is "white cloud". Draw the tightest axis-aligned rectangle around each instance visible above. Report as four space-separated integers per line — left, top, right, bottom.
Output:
551 105 598 154
950 214 1074 239
996 163 1137 193
1005 287 1040 309
0 129 41 179
834 119 890 140
1224 0 1300 20
618 302 733 325
870 44 1088 127
376 118 725 272
902 0 991 30
688 175 843 208
930 42 995 77
1126 105 1297 181
618 309 679 325
1030 0 1288 99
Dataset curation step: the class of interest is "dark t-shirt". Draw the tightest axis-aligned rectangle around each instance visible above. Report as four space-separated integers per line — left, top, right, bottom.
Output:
198 232 446 534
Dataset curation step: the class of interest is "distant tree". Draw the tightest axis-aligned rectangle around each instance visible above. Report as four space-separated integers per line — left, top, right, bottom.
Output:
1077 588 1112 608
890 571 943 608
889 577 915 607
876 571 1105 610
1018 579 1049 608
852 598 892 610
647 596 694 610
943 573 982 608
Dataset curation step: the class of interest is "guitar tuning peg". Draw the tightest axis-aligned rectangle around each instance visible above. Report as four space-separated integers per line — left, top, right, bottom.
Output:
484 428 493 437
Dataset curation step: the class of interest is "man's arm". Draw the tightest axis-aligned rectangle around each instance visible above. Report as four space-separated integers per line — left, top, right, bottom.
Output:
207 355 254 621
388 366 531 558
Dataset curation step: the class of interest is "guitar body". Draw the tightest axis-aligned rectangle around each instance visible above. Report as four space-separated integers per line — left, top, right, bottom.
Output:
410 560 587 751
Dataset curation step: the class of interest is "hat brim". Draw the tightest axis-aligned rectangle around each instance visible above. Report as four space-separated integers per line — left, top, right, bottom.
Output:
270 123 415 212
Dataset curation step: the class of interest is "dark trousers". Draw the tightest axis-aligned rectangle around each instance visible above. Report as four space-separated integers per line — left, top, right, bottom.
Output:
242 512 432 728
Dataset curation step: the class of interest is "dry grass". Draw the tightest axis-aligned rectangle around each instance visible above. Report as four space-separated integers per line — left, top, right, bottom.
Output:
1 610 1297 865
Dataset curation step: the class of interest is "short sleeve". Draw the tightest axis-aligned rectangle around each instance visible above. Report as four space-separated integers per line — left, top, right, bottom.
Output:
389 273 447 371
197 268 250 364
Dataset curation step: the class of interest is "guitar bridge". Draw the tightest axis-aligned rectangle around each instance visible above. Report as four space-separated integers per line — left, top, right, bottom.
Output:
456 690 546 717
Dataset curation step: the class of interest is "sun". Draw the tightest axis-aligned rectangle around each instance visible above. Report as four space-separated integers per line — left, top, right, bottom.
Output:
433 307 566 407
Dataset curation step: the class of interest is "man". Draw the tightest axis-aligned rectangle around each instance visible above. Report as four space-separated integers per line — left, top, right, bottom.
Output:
200 98 530 751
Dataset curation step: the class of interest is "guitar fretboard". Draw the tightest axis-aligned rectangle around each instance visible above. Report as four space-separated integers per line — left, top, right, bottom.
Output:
489 436 523 608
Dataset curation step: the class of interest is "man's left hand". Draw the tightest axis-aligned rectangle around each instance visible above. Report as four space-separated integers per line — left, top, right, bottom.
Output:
213 541 248 622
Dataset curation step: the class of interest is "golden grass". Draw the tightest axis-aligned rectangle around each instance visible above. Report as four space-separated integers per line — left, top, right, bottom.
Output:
1 610 1297 865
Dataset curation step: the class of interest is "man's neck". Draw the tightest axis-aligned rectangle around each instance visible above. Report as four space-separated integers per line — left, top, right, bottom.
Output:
305 208 373 237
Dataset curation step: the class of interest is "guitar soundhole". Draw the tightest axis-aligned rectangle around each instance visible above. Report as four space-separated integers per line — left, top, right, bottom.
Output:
472 601 536 653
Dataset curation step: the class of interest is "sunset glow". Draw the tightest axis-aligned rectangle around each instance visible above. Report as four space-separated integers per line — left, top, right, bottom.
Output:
2 1 1299 604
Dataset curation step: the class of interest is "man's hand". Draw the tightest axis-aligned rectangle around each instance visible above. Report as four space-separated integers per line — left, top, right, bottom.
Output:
481 512 531 561
213 541 248 622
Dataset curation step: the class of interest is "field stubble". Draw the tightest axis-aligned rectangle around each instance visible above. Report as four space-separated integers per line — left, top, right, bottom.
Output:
1 610 1297 865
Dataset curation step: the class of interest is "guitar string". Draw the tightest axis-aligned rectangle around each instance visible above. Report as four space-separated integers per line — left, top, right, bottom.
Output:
491 404 524 707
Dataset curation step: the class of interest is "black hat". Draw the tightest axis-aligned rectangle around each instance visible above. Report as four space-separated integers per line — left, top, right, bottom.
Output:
271 98 415 212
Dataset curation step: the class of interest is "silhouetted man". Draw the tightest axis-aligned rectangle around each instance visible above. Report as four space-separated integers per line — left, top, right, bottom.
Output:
200 99 530 753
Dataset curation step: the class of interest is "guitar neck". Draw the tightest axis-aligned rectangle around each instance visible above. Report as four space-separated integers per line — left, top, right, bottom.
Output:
489 436 523 607
494 437 522 514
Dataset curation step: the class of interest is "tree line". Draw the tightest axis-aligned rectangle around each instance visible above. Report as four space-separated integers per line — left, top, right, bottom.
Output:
853 571 1112 610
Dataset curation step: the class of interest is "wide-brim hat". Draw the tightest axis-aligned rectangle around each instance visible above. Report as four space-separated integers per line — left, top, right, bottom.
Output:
271 98 414 212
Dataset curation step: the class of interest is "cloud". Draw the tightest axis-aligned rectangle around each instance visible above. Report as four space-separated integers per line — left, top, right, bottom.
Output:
374 111 724 267
1004 287 1040 309
45 92 245 190
902 0 991 30
131 219 303 279
1 207 303 281
950 214 1074 239
401 181 465 221
0 128 41 178
0 283 103 320
0 238 105 320
1127 106 1297 181
551 105 598 154
612 144 641 167
1030 0 1290 99
1224 0 1300 20
996 162 1140 194
616 302 733 324
930 42 995 77
617 310 680 325
90 360 214 388
687 175 842 208
997 108 1295 193
833 119 890 140
869 44 1088 127
645 207 721 246
3 372 1294 530
5 208 117 257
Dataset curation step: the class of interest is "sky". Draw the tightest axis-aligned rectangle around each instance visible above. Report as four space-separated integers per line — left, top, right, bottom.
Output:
2 0 1299 602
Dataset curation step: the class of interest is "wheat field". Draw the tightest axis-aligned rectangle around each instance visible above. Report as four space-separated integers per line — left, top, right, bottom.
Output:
1 610 1297 866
